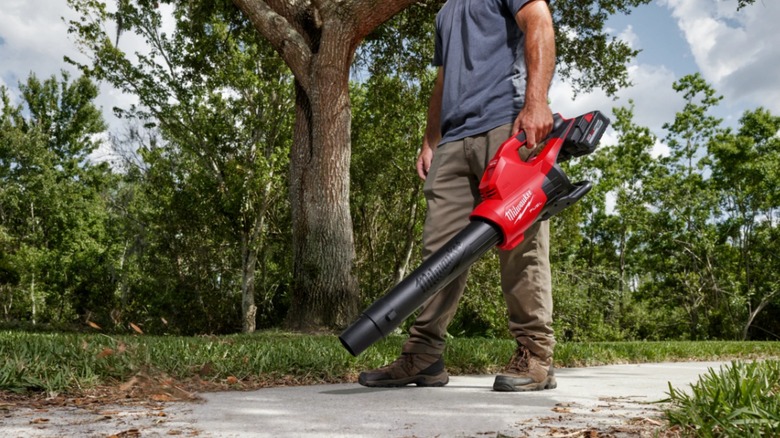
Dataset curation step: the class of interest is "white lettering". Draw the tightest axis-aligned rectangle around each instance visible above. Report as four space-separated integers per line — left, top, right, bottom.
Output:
505 190 534 223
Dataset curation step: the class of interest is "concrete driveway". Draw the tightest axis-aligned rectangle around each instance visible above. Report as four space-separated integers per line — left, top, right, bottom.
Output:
3 361 726 437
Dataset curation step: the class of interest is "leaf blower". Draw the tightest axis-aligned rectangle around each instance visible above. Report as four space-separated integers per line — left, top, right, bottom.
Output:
339 111 610 356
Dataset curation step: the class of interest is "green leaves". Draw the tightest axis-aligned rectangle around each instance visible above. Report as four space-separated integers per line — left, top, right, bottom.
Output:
66 0 295 333
0 73 115 325
551 0 651 96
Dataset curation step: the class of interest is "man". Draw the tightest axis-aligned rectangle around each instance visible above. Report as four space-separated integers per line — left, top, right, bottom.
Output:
359 0 557 392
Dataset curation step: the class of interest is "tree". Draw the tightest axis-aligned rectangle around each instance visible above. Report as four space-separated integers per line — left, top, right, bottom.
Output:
229 0 428 329
67 0 293 332
709 108 780 339
551 0 650 96
575 103 661 337
645 74 723 339
0 73 115 324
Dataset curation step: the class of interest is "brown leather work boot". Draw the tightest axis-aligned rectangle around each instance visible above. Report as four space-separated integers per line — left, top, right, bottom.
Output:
493 344 556 392
358 353 449 387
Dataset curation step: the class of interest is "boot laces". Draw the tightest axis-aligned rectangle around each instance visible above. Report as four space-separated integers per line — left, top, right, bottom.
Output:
382 353 418 375
400 353 416 373
507 345 531 374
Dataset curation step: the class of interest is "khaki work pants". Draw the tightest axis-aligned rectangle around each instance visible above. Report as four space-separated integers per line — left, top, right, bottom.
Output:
402 124 556 360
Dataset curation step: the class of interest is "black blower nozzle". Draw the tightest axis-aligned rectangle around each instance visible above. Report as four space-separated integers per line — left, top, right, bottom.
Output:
339 220 501 356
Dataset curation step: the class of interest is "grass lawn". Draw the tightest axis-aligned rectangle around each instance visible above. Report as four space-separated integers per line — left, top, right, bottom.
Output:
1 329 778 393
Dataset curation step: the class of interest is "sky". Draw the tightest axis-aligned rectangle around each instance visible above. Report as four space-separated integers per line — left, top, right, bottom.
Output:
1 0 779 153
551 0 780 146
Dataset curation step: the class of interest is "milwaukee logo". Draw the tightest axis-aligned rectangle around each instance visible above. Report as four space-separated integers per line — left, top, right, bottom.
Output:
415 240 463 290
505 190 533 223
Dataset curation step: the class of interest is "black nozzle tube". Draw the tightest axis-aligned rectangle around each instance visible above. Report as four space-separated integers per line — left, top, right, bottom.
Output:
339 220 501 356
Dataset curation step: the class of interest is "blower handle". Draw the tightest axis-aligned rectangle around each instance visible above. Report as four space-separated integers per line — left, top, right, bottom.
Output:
510 113 566 146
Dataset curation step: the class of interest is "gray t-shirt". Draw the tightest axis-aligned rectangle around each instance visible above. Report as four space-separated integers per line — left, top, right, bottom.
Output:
434 0 536 145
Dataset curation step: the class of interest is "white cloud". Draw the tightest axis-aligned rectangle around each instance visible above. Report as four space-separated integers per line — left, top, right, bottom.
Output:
660 0 780 114
551 18 684 158
0 0 176 135
0 0 80 83
551 62 682 137
617 25 639 51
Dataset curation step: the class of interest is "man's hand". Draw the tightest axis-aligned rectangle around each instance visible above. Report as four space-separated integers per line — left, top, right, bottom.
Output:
513 102 553 149
417 145 434 180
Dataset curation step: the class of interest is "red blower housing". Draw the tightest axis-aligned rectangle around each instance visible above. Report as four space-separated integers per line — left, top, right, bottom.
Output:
472 111 609 250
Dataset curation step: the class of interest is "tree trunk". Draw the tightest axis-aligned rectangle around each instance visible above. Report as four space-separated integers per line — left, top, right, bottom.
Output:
30 273 36 325
742 292 777 340
241 229 258 333
393 184 421 284
287 41 358 329
232 0 419 330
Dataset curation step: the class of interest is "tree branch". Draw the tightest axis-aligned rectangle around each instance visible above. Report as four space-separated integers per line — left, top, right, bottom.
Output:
232 0 312 88
344 0 421 44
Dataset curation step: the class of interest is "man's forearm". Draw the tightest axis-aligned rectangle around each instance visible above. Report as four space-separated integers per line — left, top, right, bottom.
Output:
417 67 444 180
518 1 556 109
424 68 444 149
513 0 556 143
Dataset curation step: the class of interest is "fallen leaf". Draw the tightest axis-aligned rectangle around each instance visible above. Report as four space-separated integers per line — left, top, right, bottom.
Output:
119 376 140 392
226 376 239 385
151 393 173 402
109 428 141 437
97 348 115 359
87 320 102 330
129 322 144 334
198 362 215 376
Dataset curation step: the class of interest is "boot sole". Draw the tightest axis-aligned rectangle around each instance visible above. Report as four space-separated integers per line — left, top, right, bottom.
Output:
492 375 557 392
359 372 449 388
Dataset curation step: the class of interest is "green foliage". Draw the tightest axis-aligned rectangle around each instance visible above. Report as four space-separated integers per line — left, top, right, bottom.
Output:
350 74 429 304
545 103 666 342
665 360 780 437
0 73 117 325
356 72 780 342
450 253 510 339
707 108 780 340
551 0 651 96
737 0 757 10
66 0 294 333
